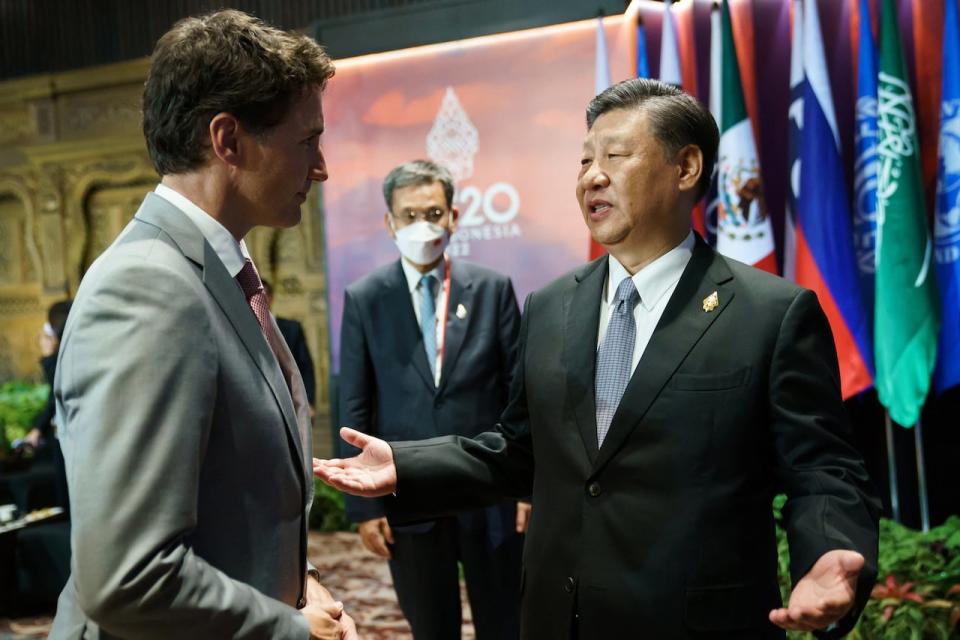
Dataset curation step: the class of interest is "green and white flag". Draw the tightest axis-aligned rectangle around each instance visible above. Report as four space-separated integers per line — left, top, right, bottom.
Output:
716 0 776 273
874 0 940 427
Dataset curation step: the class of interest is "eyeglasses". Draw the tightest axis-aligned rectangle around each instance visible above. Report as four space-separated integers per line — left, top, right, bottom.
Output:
391 208 448 224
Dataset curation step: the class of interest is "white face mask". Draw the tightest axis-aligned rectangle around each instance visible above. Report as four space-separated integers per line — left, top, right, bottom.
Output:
391 220 450 266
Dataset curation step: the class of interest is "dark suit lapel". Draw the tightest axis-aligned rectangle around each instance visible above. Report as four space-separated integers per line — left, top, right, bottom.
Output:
592 238 735 473
381 261 436 392
136 196 306 480
564 257 608 464
437 262 473 393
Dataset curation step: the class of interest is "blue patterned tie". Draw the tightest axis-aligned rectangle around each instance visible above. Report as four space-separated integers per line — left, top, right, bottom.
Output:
419 274 438 381
595 277 640 446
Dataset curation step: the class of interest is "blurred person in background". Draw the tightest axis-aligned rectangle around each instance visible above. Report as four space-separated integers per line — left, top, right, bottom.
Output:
263 279 317 418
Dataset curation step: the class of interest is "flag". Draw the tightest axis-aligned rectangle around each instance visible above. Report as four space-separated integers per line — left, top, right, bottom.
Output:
853 0 880 318
590 16 612 260
784 0 803 283
875 0 940 426
934 0 960 393
704 1 721 247
790 0 873 399
636 15 650 79
716 0 777 273
659 0 682 85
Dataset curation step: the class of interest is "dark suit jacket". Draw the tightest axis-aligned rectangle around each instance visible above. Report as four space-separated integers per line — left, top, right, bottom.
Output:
32 354 58 438
277 318 316 407
389 237 881 640
339 258 522 540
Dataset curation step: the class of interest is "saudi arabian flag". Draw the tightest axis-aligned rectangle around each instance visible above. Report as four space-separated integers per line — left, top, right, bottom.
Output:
716 0 777 273
874 0 940 427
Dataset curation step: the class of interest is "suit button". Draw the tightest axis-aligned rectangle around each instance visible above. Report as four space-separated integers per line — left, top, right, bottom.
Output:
563 577 575 593
587 482 601 497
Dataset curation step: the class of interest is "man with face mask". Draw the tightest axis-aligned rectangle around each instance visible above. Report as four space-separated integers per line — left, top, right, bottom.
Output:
338 159 527 639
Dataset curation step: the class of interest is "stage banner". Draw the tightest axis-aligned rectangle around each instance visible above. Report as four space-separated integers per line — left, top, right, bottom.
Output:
322 17 635 371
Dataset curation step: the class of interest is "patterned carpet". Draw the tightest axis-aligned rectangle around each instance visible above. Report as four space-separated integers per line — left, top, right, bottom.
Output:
0 531 476 639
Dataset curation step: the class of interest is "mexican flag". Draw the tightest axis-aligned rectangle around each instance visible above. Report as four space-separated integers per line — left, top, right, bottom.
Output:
716 0 777 273
874 0 939 427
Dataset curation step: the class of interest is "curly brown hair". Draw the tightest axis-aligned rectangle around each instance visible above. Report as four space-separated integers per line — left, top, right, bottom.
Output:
142 9 335 176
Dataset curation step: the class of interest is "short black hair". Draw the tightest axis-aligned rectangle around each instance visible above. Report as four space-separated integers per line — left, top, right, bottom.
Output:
586 78 718 200
382 160 456 210
48 299 72 340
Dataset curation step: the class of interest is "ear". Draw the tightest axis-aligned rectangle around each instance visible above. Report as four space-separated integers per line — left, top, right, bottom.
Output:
209 112 243 167
447 206 460 234
384 212 397 240
675 144 704 195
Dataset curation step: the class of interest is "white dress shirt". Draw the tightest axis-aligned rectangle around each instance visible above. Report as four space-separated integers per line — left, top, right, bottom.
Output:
597 232 696 373
400 256 448 386
154 183 250 278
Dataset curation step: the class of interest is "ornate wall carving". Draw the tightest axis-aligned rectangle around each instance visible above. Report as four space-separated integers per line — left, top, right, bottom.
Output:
0 59 333 427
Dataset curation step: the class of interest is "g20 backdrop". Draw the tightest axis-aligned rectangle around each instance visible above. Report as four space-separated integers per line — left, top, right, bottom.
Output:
320 0 950 388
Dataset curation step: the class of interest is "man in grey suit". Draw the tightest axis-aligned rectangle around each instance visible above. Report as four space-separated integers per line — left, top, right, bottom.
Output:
50 10 355 640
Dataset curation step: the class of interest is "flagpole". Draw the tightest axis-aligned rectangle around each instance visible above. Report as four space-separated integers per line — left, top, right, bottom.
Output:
914 417 930 532
883 411 900 523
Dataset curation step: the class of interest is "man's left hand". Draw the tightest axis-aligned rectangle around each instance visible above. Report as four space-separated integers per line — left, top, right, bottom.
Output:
306 575 335 607
769 549 864 632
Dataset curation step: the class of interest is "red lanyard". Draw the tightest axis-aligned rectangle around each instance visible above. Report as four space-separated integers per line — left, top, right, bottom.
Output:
436 254 452 364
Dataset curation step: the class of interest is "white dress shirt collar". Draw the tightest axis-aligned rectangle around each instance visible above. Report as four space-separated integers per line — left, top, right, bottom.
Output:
154 183 249 278
399 256 446 293
605 231 696 310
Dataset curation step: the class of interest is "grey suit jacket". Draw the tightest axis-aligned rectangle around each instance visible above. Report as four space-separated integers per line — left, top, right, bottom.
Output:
49 194 314 639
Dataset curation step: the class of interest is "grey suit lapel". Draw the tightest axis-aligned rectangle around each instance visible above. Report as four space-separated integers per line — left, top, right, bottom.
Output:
563 257 608 464
135 196 306 482
202 245 306 477
437 262 472 394
591 237 735 474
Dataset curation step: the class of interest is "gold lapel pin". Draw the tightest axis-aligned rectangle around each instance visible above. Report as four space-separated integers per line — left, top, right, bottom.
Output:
702 291 719 313
456 303 468 319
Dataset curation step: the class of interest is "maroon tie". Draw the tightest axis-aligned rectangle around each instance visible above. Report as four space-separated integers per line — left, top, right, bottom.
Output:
236 259 284 355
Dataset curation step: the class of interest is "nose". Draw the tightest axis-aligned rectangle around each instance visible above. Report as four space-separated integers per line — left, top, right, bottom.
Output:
310 146 328 183
579 161 609 192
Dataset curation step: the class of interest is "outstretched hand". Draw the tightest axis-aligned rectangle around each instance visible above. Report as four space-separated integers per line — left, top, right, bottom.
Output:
313 427 398 497
769 549 864 632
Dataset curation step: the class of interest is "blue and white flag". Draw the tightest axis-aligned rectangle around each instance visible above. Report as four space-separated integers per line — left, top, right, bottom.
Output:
935 0 960 393
853 0 880 319
659 0 682 85
784 0 803 282
595 16 611 96
636 16 650 79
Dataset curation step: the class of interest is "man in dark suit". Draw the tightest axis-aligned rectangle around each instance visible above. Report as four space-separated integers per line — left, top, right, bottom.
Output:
263 279 318 414
317 80 880 639
338 160 526 639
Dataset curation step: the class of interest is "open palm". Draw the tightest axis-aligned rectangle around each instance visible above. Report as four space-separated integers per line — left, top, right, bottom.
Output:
769 549 864 632
313 427 398 497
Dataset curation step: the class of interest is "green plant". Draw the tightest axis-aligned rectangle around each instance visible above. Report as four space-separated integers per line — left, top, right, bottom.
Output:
0 381 48 450
774 495 960 639
310 477 353 532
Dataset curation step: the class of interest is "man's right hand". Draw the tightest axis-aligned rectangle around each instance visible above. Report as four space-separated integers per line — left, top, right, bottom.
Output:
313 427 398 497
358 517 394 558
301 600 346 640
